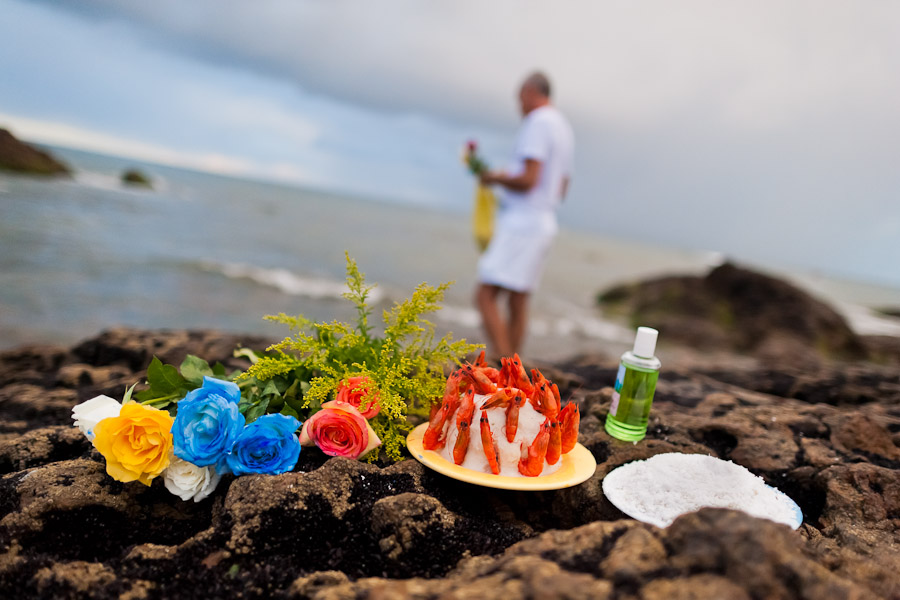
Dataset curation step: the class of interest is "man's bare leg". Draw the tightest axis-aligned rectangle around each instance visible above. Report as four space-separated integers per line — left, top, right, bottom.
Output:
508 290 530 355
476 283 512 357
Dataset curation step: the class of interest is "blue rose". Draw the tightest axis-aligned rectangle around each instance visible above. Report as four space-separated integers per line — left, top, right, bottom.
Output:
172 376 245 472
225 413 301 476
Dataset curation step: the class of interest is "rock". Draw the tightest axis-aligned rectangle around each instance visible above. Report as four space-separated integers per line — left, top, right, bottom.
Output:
0 426 89 474
829 414 900 465
288 571 352 599
71 328 271 373
599 526 667 581
599 262 866 360
33 561 116 597
55 363 133 389
0 128 70 176
121 169 152 188
0 384 80 432
639 575 752 600
861 334 900 366
442 555 614 600
0 328 898 598
0 344 70 387
371 493 457 561
664 509 871 599
0 459 213 562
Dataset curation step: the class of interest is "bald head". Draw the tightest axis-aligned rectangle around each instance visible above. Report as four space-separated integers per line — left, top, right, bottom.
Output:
522 72 551 98
519 71 552 116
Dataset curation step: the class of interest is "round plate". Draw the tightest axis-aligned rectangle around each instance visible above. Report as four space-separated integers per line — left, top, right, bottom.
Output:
406 422 597 491
602 453 803 529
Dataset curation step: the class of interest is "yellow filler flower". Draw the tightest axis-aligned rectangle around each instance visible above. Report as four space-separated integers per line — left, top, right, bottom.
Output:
92 403 175 485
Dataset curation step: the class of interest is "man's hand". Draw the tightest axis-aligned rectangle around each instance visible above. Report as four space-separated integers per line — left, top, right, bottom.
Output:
479 171 502 186
480 160 541 192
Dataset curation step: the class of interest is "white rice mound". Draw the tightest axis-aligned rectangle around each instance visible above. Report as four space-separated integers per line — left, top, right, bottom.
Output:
438 393 563 477
602 453 802 529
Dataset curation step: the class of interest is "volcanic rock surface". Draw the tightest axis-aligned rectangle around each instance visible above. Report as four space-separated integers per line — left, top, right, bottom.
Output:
1 328 898 599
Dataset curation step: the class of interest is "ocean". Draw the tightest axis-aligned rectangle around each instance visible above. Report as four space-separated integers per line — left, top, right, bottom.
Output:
2 145 899 360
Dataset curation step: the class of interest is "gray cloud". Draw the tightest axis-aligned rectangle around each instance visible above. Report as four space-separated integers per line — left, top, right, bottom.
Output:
40 1 900 131
20 0 900 285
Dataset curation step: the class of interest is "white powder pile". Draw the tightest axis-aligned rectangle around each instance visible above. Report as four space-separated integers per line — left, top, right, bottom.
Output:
602 453 802 529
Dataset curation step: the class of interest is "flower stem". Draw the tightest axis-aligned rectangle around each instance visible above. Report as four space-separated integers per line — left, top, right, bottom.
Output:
140 393 180 406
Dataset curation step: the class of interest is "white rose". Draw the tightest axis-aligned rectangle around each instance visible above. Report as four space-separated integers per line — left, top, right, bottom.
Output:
163 455 222 502
71 395 122 440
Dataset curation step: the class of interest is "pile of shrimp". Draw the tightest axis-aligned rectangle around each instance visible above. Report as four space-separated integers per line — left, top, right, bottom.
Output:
423 352 579 477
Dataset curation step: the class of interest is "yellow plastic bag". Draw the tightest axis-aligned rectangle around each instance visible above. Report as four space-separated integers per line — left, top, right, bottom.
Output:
472 184 496 253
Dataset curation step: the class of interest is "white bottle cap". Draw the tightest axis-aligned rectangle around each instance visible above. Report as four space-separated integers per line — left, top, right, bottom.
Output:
632 327 658 358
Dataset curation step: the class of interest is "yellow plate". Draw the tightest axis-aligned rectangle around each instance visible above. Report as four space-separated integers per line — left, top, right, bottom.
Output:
406 422 597 491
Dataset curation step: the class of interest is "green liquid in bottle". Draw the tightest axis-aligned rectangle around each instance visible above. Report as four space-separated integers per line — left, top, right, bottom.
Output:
605 361 659 442
605 327 661 442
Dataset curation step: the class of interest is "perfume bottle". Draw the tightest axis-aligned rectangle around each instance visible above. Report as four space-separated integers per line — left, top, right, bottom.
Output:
605 327 661 442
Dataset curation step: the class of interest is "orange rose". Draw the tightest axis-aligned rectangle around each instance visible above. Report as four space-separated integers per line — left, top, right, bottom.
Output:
92 403 174 486
335 376 381 419
299 401 381 460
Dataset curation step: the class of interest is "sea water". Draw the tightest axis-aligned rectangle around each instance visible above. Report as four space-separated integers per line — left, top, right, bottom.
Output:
1 144 899 357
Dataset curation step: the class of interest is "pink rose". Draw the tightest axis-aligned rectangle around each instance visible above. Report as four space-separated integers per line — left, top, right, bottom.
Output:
335 376 381 419
466 140 478 153
299 401 382 460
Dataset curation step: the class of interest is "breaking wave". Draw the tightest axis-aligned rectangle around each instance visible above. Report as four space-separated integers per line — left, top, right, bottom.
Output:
199 261 385 303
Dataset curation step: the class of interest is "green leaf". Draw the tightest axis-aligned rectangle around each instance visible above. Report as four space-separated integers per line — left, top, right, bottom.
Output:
122 382 138 404
212 362 227 377
147 356 189 395
134 389 155 402
284 384 305 415
280 403 300 420
245 398 270 424
283 379 300 402
180 355 213 386
267 391 285 411
233 348 261 364
261 379 280 398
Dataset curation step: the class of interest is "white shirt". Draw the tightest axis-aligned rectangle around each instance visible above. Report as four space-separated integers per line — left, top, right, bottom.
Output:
502 105 574 212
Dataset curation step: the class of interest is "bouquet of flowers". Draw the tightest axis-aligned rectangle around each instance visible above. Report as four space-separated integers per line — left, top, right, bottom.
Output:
462 139 489 175
462 139 496 252
71 255 480 502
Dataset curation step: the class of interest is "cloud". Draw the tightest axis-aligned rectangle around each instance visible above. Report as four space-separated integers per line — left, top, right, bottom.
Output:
0 0 514 204
7 0 900 286
36 1 900 131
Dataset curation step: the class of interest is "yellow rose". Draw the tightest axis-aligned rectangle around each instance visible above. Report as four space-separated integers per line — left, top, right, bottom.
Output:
92 403 175 486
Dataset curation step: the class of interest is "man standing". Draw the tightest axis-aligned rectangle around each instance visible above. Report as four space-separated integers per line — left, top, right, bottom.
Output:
477 72 574 357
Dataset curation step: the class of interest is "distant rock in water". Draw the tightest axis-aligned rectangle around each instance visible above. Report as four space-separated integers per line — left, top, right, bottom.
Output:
599 262 866 361
0 127 70 176
121 168 152 188
876 306 900 318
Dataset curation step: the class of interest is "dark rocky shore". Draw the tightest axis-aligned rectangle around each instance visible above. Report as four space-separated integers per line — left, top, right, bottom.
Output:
0 330 900 600
0 324 898 600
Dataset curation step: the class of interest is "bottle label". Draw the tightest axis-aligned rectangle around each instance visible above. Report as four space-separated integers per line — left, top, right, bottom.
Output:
609 364 625 417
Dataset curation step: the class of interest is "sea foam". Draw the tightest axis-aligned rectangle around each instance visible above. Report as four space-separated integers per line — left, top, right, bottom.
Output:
200 261 385 303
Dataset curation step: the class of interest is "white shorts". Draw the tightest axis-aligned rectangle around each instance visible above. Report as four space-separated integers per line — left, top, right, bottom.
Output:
477 206 557 293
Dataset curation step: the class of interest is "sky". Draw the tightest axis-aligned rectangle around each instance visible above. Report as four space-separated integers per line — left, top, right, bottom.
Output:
2 0 899 287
